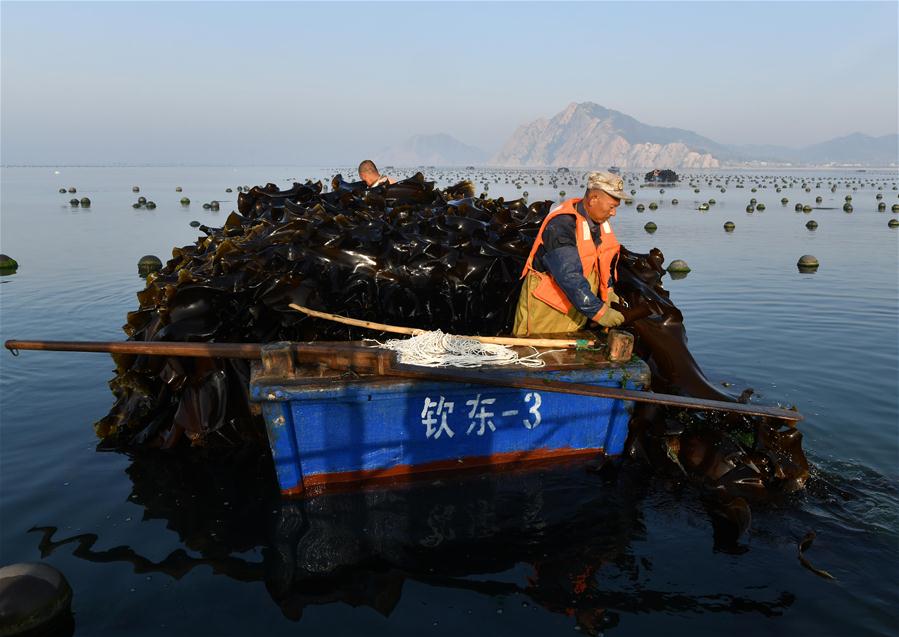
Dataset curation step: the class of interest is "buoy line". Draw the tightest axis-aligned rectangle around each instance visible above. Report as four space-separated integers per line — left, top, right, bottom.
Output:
370 330 554 368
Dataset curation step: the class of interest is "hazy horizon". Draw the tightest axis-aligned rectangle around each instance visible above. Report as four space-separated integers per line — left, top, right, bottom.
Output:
2 1 896 166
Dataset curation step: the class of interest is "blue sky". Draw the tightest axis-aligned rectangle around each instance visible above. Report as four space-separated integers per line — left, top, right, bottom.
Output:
2 1 896 164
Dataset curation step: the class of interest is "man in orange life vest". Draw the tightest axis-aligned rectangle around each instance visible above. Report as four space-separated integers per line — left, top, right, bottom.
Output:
513 171 631 336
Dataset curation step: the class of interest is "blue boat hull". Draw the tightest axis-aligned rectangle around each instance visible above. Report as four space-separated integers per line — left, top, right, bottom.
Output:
251 352 649 497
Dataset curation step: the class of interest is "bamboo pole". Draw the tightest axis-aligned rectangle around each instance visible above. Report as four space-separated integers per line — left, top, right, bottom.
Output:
288 303 595 349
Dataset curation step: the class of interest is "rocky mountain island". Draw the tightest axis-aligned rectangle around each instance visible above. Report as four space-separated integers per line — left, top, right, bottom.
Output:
492 102 723 169
490 102 897 168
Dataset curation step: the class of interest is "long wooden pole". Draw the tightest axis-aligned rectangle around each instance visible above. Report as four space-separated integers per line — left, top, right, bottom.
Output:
288 303 595 349
4 340 265 359
386 365 802 422
4 339 802 422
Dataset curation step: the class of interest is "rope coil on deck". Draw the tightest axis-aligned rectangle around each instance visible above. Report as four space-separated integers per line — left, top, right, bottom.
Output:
373 330 553 368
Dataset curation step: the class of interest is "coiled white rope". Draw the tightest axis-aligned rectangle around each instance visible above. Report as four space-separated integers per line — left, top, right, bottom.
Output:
371 330 551 368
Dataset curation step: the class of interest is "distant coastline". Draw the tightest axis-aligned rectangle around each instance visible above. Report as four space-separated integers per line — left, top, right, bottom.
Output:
5 163 898 171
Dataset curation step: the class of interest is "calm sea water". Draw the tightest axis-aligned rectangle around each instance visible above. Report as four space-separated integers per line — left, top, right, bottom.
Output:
1 166 897 636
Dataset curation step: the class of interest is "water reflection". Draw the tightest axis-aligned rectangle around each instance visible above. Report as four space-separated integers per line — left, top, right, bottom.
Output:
31 449 797 634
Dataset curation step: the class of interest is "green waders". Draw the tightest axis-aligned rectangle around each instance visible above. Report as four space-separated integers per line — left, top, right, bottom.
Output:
512 269 599 336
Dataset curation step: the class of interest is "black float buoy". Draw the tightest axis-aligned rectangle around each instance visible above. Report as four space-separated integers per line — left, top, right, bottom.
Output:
0 254 19 273
644 222 657 233
723 221 735 231
806 220 818 230
0 562 73 636
137 255 163 277
79 197 90 207
797 255 819 272
667 259 690 273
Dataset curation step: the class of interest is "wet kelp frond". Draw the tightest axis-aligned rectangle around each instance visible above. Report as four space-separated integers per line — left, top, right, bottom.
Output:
608 245 809 504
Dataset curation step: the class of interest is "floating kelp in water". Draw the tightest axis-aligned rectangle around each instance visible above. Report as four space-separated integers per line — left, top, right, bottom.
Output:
96 171 808 501
797 531 835 580
611 246 809 501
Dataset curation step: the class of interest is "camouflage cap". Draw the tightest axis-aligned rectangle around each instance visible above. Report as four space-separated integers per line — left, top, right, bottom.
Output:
586 171 631 201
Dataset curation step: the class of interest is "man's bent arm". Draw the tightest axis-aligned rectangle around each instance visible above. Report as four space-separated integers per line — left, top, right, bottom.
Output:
542 246 604 318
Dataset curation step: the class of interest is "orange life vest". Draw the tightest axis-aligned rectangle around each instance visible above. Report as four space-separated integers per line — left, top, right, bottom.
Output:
520 198 620 314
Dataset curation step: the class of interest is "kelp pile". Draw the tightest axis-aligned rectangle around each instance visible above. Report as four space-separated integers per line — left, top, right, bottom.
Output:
97 171 807 505
97 173 546 447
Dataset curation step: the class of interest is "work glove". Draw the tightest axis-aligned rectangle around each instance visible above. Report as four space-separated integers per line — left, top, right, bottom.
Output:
606 287 620 305
592 304 625 328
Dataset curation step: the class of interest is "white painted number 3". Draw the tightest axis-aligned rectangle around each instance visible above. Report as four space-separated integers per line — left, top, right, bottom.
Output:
522 392 542 429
